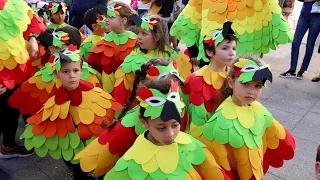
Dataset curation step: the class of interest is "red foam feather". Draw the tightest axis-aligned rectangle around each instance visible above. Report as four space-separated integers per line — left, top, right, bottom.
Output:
113 82 131 106
137 86 153 100
263 128 296 173
23 14 46 39
146 66 160 76
77 123 94 140
98 121 138 155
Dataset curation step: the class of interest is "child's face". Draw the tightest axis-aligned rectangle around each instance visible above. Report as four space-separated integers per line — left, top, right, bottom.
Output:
51 10 66 25
228 78 263 106
92 23 109 35
140 117 180 146
137 27 157 50
105 15 126 32
210 39 236 67
55 62 82 91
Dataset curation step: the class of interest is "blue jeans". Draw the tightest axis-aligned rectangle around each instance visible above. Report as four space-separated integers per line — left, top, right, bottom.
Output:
290 15 320 71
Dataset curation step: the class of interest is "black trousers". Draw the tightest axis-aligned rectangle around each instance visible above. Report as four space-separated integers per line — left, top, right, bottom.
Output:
64 160 89 180
0 87 20 147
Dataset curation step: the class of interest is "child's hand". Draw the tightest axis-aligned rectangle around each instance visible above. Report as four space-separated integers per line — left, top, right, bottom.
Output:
0 84 7 95
28 36 39 60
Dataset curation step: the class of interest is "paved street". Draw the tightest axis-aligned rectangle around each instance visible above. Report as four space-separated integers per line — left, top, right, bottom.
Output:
0 42 320 179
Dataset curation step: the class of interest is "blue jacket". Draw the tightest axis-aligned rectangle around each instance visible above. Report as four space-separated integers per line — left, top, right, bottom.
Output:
69 0 108 29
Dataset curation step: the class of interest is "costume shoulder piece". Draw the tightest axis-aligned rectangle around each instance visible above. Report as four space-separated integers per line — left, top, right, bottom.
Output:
9 46 101 116
88 31 137 93
171 0 292 56
184 65 228 137
104 132 206 180
0 0 45 89
120 46 178 74
80 35 103 61
20 81 122 163
47 22 68 29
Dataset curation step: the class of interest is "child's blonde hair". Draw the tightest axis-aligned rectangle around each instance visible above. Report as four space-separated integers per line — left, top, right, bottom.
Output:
108 1 136 27
138 15 172 56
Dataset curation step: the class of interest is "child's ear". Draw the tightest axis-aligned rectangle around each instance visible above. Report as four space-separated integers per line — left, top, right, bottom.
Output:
205 49 214 58
53 71 59 78
227 77 235 89
121 17 128 26
48 46 56 54
139 117 148 129
92 23 99 31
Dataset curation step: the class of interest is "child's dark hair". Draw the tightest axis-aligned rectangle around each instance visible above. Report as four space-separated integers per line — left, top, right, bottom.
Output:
118 58 182 119
38 26 81 50
110 1 136 28
84 5 107 31
138 15 172 56
56 26 81 48
214 54 265 110
204 33 237 60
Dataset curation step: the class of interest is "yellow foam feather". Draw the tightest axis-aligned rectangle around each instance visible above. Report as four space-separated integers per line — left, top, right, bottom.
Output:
96 98 111 111
235 106 254 128
233 145 249 166
79 93 93 108
101 72 115 93
42 106 53 121
45 81 55 93
237 160 254 180
193 148 225 180
59 101 70 119
142 156 159 173
80 152 99 172
50 104 60 121
186 168 202 180
155 144 179 173
266 135 279 149
100 90 113 100
174 132 192 144
78 108 94 125
190 122 204 138
90 103 107 117
70 106 81 125
273 119 286 139
248 148 261 170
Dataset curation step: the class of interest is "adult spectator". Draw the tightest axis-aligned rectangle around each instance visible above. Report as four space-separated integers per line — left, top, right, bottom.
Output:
280 0 320 79
311 45 320 82
69 0 108 29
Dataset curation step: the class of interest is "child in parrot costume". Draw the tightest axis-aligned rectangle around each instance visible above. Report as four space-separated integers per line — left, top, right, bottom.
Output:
9 28 101 117
87 1 137 93
170 0 292 60
197 55 296 179
80 4 110 62
112 14 178 105
47 2 68 29
19 46 122 179
183 22 237 137
0 0 46 89
0 0 46 159
74 58 191 177
102 79 229 179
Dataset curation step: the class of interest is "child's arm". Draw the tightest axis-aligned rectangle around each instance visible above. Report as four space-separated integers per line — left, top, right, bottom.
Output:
193 148 230 180
262 119 296 173
28 36 39 60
